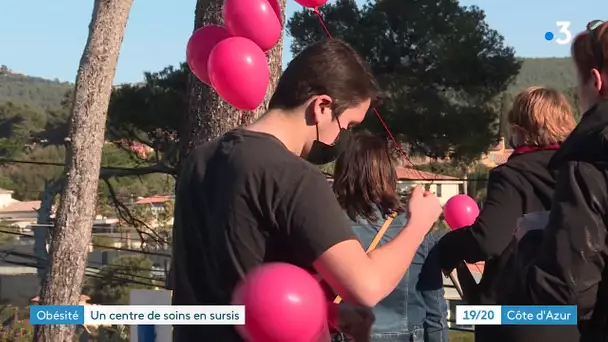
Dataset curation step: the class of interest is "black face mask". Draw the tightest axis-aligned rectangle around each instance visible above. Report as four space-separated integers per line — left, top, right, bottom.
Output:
306 128 352 165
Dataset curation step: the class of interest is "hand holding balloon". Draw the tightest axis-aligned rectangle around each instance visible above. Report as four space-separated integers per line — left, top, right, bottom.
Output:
407 186 442 233
443 194 480 230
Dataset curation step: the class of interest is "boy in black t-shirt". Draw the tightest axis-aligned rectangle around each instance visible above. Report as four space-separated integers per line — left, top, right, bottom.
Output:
171 39 442 342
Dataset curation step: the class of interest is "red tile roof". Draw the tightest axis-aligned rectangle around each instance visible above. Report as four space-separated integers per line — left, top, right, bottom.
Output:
0 200 41 213
135 195 171 204
395 167 459 180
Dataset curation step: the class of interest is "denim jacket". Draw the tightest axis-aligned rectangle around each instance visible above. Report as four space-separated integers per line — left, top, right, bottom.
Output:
350 213 448 342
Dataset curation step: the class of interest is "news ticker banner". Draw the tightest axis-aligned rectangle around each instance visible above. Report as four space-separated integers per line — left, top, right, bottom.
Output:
30 305 245 325
30 304 576 326
456 305 577 325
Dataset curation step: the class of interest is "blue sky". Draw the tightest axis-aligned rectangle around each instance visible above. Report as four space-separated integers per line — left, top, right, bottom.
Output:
0 0 602 84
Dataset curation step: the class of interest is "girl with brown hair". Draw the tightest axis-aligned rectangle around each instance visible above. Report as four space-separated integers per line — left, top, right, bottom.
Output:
332 131 448 342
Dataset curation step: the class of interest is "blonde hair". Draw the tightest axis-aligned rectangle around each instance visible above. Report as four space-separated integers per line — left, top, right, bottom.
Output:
508 86 576 146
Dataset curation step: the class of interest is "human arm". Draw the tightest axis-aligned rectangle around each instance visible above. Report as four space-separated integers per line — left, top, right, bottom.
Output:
418 234 449 338
437 168 523 271
522 162 607 318
315 187 440 307
280 170 441 307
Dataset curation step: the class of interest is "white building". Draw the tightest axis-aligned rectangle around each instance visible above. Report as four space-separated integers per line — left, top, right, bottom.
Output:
0 188 41 230
394 167 464 205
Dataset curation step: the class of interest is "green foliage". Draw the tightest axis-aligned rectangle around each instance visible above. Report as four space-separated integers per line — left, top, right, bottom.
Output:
0 145 65 200
107 64 188 165
466 164 491 202
83 255 158 305
509 58 576 92
0 102 45 158
88 325 129 342
0 224 17 244
288 0 521 162
0 320 34 342
0 66 72 111
92 235 116 250
416 163 467 178
318 162 335 175
0 141 175 202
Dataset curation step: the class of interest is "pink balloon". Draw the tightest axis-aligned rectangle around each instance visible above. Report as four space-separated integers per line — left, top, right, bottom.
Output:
186 25 231 85
223 0 282 52
232 263 327 342
208 37 269 110
444 194 480 230
295 0 328 8
267 0 283 25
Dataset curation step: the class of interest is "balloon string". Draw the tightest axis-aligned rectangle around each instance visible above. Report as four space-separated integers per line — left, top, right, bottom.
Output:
313 8 333 38
310 7 431 181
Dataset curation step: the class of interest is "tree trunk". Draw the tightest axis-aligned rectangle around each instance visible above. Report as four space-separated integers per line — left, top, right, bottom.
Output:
34 0 134 341
179 0 286 160
34 178 64 286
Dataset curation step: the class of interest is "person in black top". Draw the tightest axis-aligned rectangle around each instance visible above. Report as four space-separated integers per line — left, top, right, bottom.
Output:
512 21 608 341
171 39 443 342
436 86 578 341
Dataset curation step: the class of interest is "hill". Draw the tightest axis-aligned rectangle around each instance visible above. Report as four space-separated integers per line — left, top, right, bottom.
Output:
0 57 576 111
509 57 576 92
0 65 72 111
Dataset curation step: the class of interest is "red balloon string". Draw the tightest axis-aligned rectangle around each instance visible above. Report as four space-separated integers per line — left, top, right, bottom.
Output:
313 8 333 38
309 7 429 180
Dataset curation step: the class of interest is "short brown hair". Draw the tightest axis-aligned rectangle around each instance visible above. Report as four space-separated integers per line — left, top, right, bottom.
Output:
508 86 575 146
572 21 608 82
269 39 382 116
332 131 404 223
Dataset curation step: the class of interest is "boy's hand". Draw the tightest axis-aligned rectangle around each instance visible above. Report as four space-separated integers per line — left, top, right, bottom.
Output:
407 186 442 233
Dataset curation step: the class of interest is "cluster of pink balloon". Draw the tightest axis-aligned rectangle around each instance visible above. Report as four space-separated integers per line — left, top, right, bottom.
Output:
186 0 328 111
443 194 480 230
232 263 328 342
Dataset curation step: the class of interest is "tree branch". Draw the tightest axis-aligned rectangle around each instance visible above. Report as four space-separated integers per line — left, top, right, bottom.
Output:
99 163 175 249
101 178 166 249
99 163 175 178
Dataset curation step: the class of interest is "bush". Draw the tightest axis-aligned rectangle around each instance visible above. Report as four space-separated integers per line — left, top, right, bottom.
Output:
0 320 34 342
92 235 116 250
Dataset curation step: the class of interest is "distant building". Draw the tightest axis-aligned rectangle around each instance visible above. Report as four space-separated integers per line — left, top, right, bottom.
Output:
328 167 465 206
480 137 513 167
135 195 173 214
0 189 41 229
394 167 464 205
135 195 174 228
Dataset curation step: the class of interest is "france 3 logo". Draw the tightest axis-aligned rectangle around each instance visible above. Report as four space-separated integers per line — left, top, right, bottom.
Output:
544 21 572 45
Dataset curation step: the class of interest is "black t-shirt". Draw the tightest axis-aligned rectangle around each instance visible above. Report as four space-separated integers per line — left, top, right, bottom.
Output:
171 129 357 342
